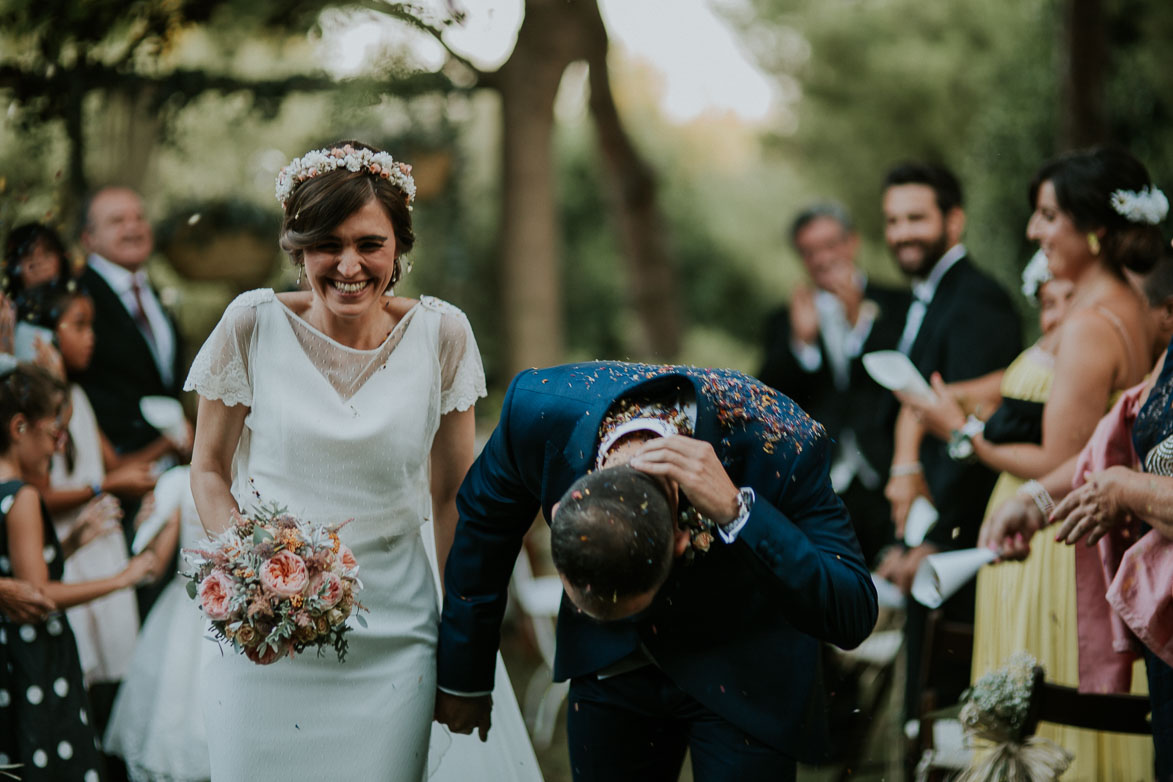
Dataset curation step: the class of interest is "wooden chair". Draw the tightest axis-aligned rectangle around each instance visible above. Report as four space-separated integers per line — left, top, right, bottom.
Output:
910 611 975 781
915 654 1152 782
509 549 570 748
1024 665 1151 736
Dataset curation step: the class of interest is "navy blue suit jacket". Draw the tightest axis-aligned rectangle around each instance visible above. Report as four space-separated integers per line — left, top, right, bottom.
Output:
437 362 877 761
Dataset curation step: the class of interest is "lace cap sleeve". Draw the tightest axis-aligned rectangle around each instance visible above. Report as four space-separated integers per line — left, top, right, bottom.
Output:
426 298 487 414
183 289 271 407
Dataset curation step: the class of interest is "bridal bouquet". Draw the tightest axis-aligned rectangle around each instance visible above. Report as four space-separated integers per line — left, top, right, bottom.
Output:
183 503 366 664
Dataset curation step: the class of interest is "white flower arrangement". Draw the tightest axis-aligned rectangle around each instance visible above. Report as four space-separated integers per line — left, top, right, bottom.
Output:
275 144 417 208
955 652 1073 782
1020 250 1053 301
1110 185 1169 225
961 651 1037 740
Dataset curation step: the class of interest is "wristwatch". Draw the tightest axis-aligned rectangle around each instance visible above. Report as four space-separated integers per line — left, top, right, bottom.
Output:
719 487 756 532
947 415 985 463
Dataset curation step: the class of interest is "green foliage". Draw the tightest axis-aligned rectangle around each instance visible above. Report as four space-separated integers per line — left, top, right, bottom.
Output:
730 0 1173 328
555 126 626 362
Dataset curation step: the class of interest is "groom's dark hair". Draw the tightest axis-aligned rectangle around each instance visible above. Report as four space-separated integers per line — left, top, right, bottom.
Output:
551 466 675 620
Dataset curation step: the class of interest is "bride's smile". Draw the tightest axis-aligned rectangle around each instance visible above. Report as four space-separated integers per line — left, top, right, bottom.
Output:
303 197 400 341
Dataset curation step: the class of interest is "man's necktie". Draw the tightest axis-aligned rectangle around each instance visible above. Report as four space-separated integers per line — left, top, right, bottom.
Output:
130 276 158 348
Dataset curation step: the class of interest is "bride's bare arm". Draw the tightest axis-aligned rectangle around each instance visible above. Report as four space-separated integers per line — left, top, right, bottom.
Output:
190 396 249 535
430 407 476 589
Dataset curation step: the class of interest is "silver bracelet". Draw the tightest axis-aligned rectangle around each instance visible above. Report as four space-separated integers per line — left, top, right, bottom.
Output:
889 462 923 477
1019 479 1055 519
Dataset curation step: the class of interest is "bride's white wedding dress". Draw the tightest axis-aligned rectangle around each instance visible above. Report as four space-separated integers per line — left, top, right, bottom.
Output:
184 289 542 782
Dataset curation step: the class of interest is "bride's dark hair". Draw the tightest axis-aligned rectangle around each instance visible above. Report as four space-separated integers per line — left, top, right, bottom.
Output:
279 140 416 289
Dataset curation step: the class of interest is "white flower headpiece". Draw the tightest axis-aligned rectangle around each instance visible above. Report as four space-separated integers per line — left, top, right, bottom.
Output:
1110 186 1169 225
275 144 416 209
1020 249 1053 301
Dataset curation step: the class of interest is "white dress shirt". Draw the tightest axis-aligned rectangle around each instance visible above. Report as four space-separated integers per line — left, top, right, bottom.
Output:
88 253 176 387
896 243 967 356
789 276 879 391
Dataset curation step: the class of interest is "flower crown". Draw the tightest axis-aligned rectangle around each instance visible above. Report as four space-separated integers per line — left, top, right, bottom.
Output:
275 145 416 209
1110 186 1168 225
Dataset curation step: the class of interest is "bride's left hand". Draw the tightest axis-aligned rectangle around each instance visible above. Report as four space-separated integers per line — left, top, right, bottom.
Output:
434 690 492 742
897 372 966 442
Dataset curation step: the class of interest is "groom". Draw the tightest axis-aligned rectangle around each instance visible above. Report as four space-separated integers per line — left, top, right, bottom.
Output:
434 362 877 781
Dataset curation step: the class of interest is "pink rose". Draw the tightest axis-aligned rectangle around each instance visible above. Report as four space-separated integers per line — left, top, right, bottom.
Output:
198 572 237 620
337 544 358 573
311 571 344 608
259 550 310 597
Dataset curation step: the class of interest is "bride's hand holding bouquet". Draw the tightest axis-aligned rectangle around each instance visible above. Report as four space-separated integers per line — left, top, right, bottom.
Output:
184 503 365 665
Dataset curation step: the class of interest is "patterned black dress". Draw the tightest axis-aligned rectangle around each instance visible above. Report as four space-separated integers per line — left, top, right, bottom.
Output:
1132 337 1173 781
0 479 104 781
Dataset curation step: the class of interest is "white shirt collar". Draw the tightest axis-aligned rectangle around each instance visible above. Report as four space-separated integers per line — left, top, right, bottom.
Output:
88 253 149 295
911 243 966 304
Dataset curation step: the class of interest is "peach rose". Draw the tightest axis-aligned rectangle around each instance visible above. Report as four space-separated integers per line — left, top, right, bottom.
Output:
235 624 258 646
337 544 358 573
198 572 237 620
311 572 344 608
259 550 310 597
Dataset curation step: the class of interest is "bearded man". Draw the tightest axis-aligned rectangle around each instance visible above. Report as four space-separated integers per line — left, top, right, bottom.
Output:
874 162 1020 720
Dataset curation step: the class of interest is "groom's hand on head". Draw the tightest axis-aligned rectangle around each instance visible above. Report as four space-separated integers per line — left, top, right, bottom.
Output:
433 691 492 742
630 435 741 524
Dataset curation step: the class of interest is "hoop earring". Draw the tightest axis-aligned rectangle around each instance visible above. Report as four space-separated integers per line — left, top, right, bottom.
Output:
1087 233 1101 256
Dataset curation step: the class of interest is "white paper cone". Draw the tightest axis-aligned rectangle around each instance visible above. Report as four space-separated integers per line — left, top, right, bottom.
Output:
871 573 906 609
862 350 936 400
910 547 996 609
131 466 192 554
139 395 188 444
903 496 939 547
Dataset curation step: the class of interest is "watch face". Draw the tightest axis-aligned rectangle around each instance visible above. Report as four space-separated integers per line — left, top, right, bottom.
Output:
948 432 975 462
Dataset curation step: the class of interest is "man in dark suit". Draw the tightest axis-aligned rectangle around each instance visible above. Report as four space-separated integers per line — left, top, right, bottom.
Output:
434 362 878 781
76 186 186 629
871 162 1021 720
76 186 185 455
759 202 909 565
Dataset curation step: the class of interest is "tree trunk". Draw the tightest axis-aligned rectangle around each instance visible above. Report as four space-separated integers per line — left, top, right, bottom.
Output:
576 0 680 360
1060 0 1107 149
93 88 161 191
63 82 88 210
495 0 583 376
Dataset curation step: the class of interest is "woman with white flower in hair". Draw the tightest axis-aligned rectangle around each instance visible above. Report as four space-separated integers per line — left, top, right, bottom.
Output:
904 146 1163 779
187 141 540 781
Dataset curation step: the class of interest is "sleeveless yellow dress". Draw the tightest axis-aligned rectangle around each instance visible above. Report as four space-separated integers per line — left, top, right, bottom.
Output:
971 345 1152 780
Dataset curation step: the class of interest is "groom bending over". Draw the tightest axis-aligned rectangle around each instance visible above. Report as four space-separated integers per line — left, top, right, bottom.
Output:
435 362 877 781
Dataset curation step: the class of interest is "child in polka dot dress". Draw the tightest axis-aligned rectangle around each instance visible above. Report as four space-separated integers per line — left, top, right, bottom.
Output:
0 364 156 780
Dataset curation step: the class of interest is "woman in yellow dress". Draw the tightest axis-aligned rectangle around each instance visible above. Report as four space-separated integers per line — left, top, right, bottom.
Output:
905 147 1161 780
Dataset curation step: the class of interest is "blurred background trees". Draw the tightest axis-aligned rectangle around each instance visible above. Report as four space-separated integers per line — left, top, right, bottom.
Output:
2 0 1171 393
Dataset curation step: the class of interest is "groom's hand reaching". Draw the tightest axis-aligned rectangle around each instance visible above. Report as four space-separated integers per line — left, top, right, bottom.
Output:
434 691 492 742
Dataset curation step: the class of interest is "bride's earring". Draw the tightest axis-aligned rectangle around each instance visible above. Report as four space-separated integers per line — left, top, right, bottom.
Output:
297 265 303 285
1087 232 1101 256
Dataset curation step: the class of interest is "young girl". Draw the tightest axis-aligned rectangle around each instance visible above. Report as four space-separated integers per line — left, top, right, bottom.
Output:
0 363 157 781
18 284 170 741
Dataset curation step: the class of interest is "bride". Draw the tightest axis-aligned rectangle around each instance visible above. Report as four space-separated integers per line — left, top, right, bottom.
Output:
187 141 540 780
